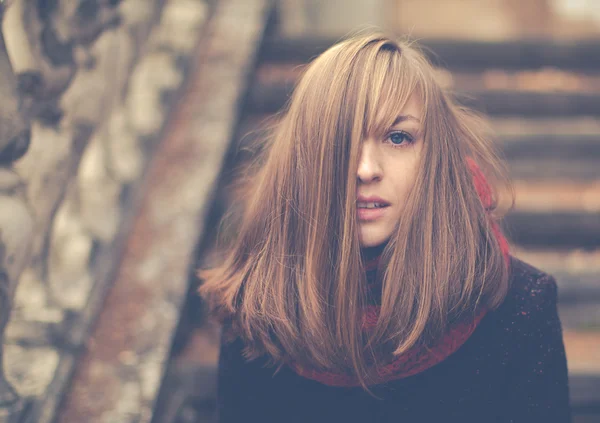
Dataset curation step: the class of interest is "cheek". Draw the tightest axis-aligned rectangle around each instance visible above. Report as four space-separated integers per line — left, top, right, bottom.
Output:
389 156 420 201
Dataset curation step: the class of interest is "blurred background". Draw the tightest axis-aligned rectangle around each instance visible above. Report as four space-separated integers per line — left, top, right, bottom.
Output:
0 0 598 422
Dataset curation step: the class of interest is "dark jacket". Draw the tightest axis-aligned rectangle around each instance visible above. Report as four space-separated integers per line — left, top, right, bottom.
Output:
216 257 571 422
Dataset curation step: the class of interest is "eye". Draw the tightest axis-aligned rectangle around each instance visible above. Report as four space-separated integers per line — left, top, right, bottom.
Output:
387 130 414 147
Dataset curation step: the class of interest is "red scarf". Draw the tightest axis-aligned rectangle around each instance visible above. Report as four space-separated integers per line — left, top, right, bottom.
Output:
289 160 510 387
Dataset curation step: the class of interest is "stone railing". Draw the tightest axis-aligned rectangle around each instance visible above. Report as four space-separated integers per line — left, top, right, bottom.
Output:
0 3 33 419
0 1 210 421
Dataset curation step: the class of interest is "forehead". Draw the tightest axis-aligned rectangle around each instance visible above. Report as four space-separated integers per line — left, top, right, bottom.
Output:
394 94 423 123
367 91 424 139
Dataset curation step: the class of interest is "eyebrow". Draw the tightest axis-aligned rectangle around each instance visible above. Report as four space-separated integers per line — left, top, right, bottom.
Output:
392 114 421 125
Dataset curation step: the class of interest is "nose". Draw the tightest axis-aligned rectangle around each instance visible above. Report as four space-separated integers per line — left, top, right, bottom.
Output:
0 128 31 165
357 141 382 183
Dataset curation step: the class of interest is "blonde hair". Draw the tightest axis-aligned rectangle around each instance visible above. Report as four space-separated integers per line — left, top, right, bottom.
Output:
198 33 512 389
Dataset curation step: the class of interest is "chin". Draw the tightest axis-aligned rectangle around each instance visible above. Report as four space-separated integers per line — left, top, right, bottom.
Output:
358 231 390 248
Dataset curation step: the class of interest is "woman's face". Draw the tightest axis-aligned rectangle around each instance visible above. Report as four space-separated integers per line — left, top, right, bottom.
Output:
356 94 424 247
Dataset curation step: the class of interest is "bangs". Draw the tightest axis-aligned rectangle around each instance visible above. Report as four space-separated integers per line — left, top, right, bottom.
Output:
359 44 422 139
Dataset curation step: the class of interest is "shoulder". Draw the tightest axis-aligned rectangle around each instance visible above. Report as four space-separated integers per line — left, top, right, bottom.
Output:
488 259 571 421
507 255 558 302
492 256 559 322
481 256 567 364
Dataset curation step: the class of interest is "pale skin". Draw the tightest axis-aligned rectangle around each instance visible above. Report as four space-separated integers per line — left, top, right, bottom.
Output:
357 95 424 247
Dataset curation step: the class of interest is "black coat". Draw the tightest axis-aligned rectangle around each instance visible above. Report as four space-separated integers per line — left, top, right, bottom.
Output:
216 257 571 422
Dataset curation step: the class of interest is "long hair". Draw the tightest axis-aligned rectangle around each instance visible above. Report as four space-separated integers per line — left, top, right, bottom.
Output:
198 33 513 389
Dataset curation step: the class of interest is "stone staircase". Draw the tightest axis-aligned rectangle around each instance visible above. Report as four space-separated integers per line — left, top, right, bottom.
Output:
157 10 600 423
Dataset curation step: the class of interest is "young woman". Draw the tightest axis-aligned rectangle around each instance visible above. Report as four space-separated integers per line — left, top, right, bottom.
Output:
198 33 571 422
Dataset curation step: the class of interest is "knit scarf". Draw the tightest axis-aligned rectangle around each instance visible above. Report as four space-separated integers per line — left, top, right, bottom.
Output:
288 160 510 387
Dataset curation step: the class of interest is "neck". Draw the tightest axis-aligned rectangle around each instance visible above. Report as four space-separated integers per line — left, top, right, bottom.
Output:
360 241 387 261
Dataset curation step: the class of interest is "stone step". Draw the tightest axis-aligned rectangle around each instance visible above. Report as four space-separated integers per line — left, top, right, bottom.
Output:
513 182 600 213
260 36 600 72
501 134 600 159
241 110 600 137
492 117 600 136
458 90 600 117
247 77 600 116
560 303 600 333
508 160 600 181
232 116 600 181
236 115 600 160
503 211 600 249
493 119 600 179
449 70 600 94
515 248 600 273
513 248 600 305
257 63 600 95
564 331 600 375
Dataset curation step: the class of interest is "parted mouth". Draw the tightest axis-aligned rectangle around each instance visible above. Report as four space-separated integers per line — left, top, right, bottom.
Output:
357 202 389 209
356 196 390 208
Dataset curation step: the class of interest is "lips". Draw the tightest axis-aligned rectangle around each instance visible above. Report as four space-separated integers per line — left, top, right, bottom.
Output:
356 195 390 221
356 195 390 206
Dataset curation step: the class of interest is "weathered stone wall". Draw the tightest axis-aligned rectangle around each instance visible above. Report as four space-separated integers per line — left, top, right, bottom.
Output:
1 0 210 421
57 1 274 420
